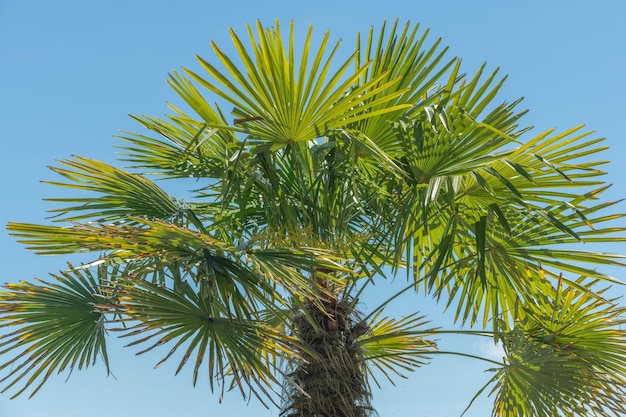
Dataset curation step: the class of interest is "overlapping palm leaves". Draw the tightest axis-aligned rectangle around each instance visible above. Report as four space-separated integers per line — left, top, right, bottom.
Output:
2 19 625 416
481 277 626 416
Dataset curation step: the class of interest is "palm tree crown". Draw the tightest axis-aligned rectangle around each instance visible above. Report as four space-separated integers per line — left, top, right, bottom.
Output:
2 20 625 417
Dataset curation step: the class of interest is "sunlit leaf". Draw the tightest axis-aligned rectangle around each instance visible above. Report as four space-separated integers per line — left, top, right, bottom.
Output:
485 280 626 417
0 265 110 398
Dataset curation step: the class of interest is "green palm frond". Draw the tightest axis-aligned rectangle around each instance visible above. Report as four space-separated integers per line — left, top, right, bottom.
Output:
105 278 295 405
478 126 610 210
376 95 625 331
358 312 437 387
484 279 626 417
0 265 109 398
7 218 347 304
43 156 180 222
377 70 530 276
182 20 412 147
445 188 626 329
352 20 458 148
118 114 239 178
7 218 224 257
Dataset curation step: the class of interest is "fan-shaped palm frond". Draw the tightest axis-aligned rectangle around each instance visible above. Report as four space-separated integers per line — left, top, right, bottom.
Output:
118 115 237 178
0 265 109 398
6 218 345 304
105 278 296 405
375 86 626 333
482 278 626 417
358 312 437 387
43 156 180 222
183 20 413 147
353 19 458 146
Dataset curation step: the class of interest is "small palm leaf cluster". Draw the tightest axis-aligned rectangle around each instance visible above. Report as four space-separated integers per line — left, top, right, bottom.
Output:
2 20 626 417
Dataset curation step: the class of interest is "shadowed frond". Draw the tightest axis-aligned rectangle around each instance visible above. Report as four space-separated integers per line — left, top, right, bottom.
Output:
7 218 347 304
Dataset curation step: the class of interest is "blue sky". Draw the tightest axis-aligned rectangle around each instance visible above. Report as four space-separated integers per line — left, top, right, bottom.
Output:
1 1 626 416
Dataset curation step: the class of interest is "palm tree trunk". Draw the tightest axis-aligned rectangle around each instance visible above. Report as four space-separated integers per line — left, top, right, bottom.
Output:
281 293 373 417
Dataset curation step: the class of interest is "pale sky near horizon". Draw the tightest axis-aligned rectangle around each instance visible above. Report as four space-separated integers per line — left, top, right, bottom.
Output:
2 1 626 416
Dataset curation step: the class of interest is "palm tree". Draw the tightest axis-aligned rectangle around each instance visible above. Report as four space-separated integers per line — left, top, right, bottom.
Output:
2 20 625 416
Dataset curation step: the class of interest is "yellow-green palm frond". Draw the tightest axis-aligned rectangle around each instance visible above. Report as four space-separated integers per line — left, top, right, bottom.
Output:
358 311 437 387
0 265 110 398
105 278 296 406
43 156 180 223
6 218 346 307
7 218 223 257
350 20 459 150
181 20 412 147
117 114 240 179
375 67 530 274
484 279 626 417
377 96 625 331
468 125 611 211
444 185 626 330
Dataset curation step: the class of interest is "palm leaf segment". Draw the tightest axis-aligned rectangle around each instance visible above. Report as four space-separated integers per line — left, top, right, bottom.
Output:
2 19 626 416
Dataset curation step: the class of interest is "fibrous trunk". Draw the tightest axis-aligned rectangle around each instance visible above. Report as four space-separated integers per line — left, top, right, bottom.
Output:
281 294 373 417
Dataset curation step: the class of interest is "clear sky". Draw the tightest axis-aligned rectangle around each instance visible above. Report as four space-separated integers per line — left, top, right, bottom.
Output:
1 1 626 416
